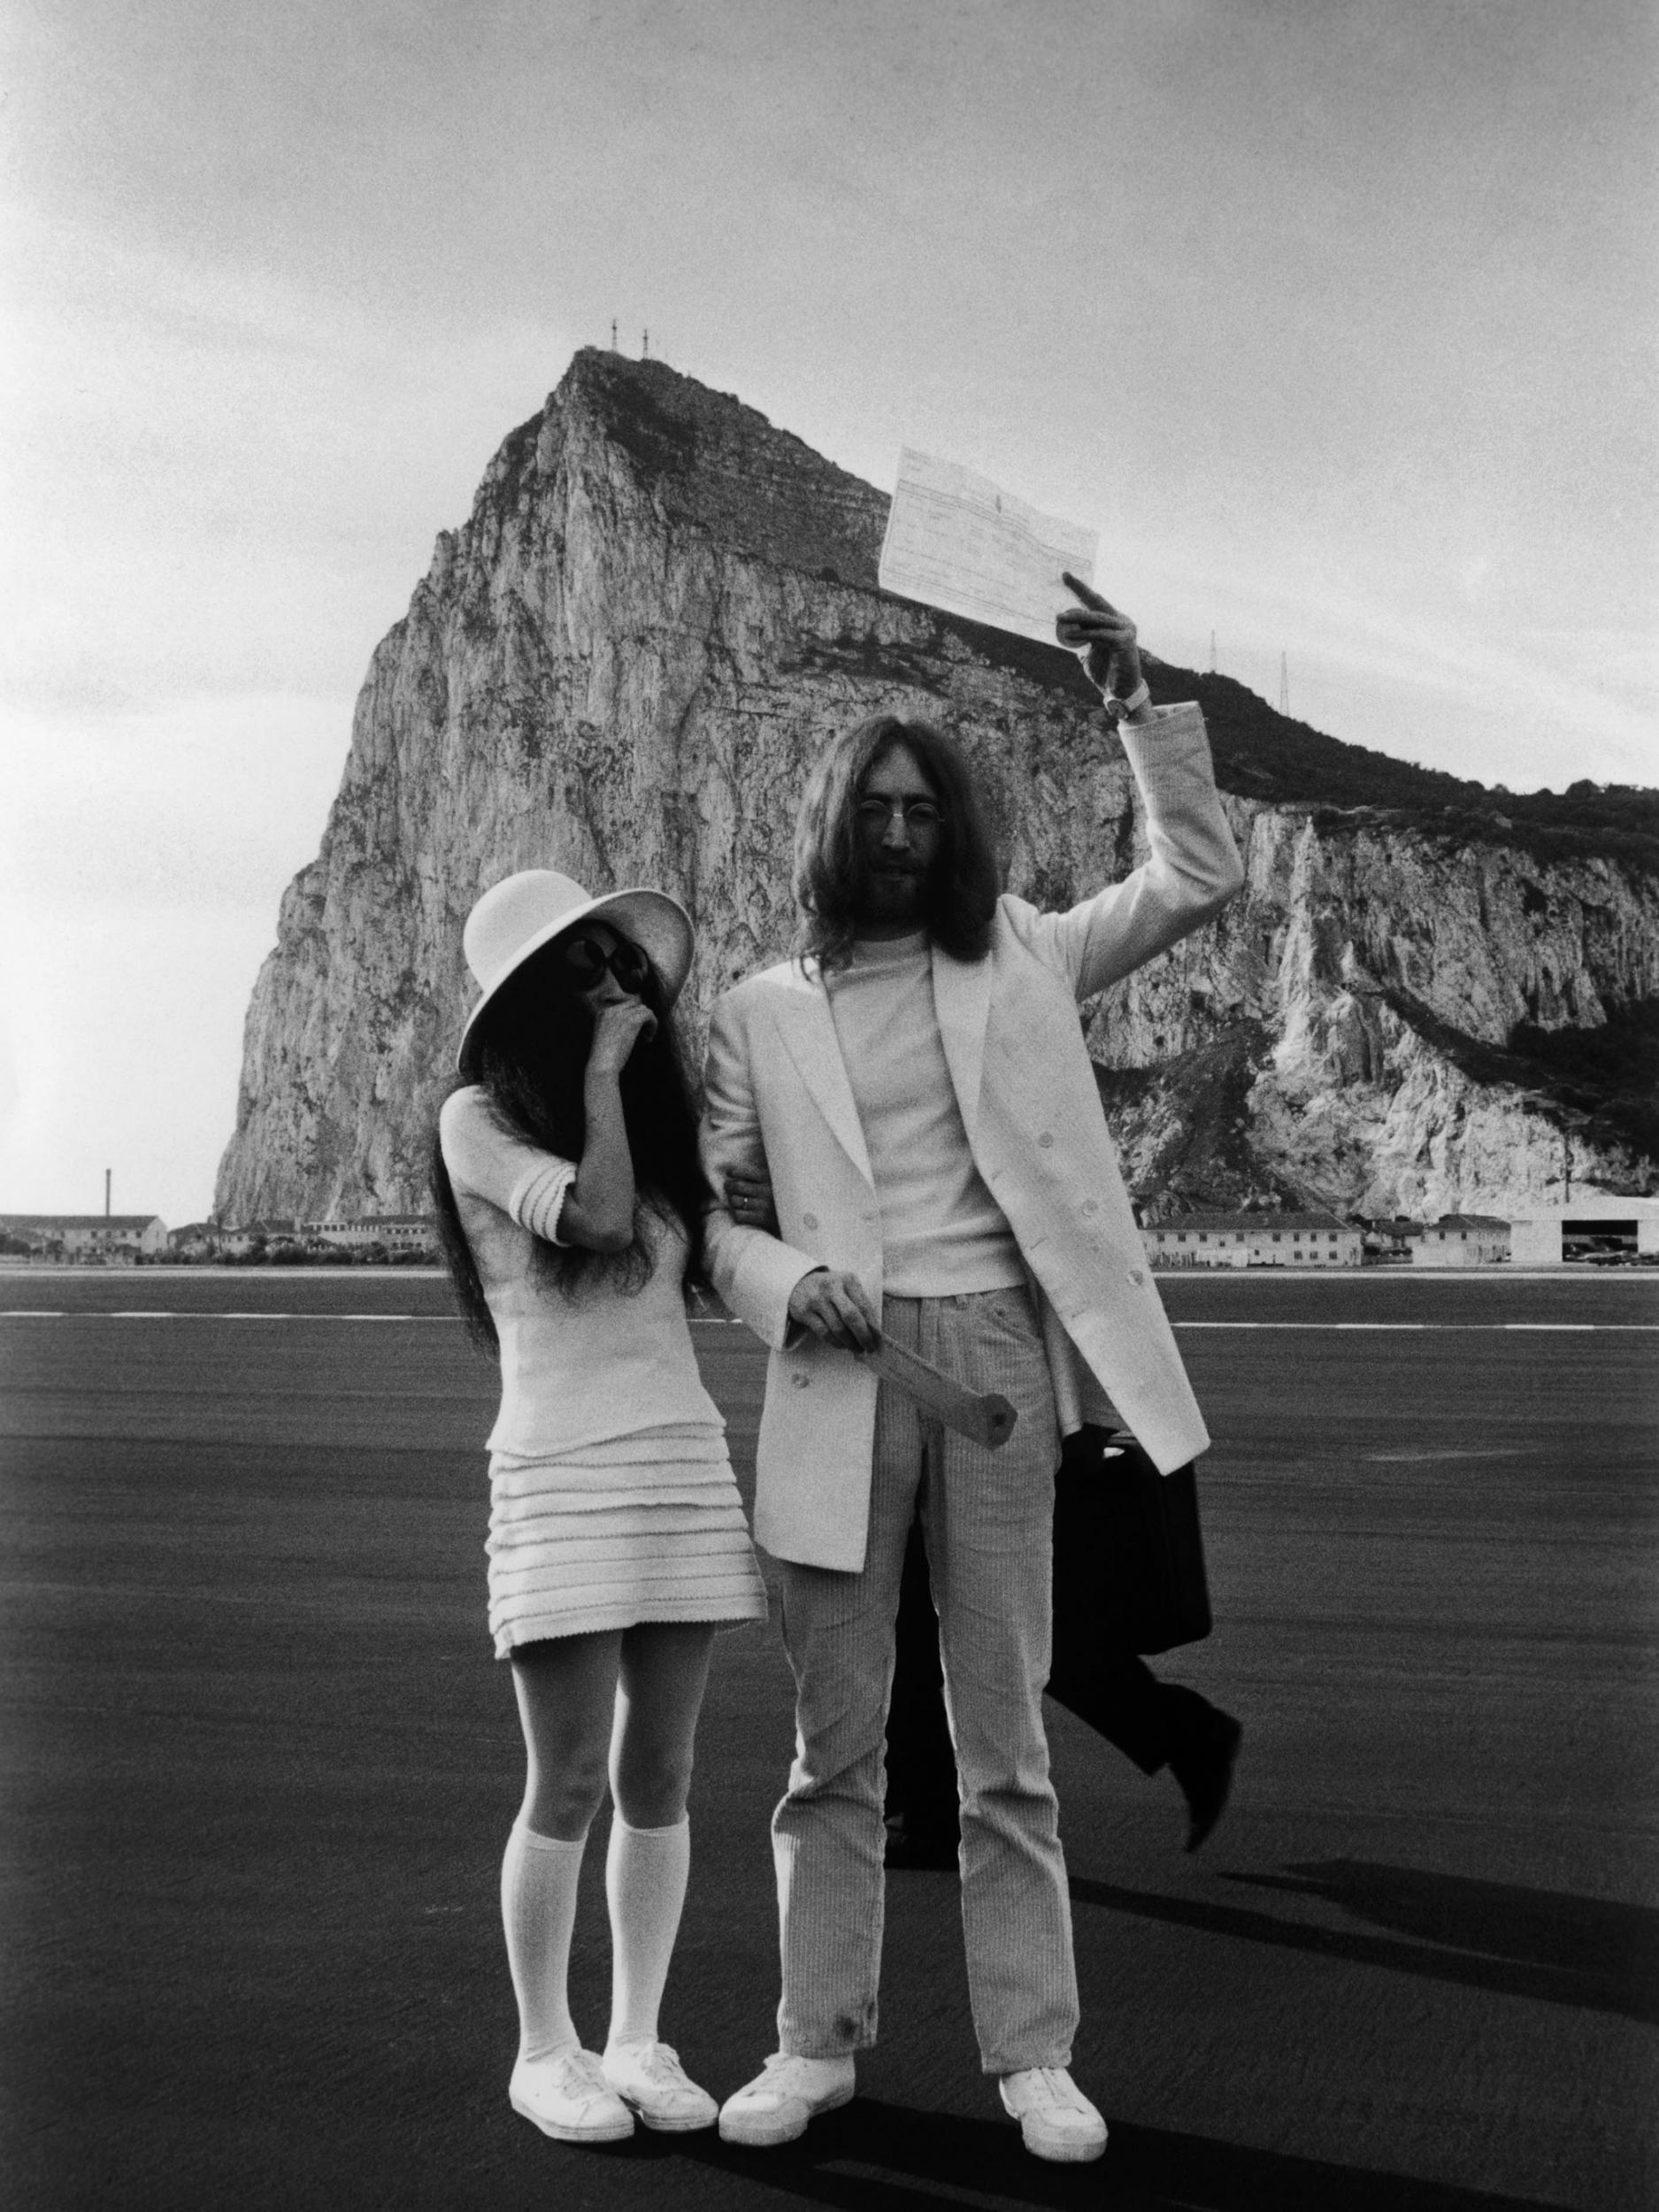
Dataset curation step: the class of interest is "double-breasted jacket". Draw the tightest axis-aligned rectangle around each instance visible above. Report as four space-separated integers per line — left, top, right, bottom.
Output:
702 703 1245 1571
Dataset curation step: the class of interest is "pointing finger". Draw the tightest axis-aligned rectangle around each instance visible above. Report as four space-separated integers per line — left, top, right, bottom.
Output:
1061 571 1118 614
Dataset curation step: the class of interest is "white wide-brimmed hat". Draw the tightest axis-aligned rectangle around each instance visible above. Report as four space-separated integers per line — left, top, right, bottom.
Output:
457 869 695 1071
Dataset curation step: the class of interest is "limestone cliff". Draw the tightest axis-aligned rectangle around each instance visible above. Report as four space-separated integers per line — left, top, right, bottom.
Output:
214 351 1659 1224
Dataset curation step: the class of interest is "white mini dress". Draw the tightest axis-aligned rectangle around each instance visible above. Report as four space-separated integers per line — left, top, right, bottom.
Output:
440 1087 768 1656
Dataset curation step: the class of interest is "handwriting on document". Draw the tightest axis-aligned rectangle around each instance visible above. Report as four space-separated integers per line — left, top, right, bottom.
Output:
877 449 1099 646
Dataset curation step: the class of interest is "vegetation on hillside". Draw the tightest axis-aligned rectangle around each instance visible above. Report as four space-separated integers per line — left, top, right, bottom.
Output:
1146 667 1658 868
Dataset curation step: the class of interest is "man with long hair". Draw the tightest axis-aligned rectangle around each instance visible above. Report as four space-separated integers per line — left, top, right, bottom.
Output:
703 578 1244 2165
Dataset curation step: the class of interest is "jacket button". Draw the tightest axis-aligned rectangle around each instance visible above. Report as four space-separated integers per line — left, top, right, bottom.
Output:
1080 1197 1099 1217
803 1212 818 1231
1129 1267 1146 1287
791 1372 811 1389
1038 1132 1055 1148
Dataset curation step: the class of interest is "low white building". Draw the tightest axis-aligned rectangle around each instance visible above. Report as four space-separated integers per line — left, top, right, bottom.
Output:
1141 1210 1363 1268
301 1214 438 1254
1412 1215 1511 1267
0 1212 169 1258
1366 1217 1426 1262
1506 1195 1659 1266
168 1222 220 1253
218 1219 300 1255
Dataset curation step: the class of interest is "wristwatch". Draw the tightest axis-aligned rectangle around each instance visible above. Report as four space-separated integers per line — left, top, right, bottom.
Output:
1101 679 1150 725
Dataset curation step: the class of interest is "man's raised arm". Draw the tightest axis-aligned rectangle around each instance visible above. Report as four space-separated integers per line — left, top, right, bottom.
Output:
1027 576 1244 999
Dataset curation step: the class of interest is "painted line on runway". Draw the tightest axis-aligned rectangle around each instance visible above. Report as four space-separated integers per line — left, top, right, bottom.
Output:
1171 1320 1655 1332
0 1309 456 1321
3 1310 1656 1334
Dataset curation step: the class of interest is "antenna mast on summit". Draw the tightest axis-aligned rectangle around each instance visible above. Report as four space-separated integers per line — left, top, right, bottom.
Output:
1209 630 1217 673
642 328 649 358
611 319 618 350
1279 652 1289 715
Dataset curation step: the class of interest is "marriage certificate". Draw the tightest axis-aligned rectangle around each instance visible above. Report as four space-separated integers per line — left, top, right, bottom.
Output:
877 449 1099 647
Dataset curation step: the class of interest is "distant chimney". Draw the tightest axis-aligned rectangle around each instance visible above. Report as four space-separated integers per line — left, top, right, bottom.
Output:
104 1169 111 1218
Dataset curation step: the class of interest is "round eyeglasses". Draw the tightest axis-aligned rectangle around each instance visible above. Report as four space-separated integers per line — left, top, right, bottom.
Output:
555 933 652 992
855 797 944 831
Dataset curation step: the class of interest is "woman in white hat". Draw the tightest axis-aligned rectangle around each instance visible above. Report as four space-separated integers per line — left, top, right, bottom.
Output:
433 868 768 2147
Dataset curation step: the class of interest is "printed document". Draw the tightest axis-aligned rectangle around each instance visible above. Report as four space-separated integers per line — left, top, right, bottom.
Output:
877 449 1099 646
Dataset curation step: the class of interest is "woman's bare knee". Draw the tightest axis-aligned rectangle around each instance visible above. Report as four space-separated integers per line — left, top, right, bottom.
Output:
611 1738 695 1829
511 1632 619 1840
521 1751 610 1839
609 1623 713 1826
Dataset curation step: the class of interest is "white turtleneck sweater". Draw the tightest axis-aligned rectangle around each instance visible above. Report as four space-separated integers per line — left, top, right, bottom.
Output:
826 930 1025 1296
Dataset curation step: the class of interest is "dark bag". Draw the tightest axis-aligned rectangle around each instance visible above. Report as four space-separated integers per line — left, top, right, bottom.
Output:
1050 1423 1212 1660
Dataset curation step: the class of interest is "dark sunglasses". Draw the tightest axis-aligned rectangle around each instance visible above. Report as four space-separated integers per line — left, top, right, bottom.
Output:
554 933 652 993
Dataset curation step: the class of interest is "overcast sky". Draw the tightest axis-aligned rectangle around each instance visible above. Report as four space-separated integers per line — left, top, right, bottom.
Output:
2 0 1654 1225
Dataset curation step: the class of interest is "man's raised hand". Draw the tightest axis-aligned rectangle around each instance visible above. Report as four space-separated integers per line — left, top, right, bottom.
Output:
1056 572 1143 702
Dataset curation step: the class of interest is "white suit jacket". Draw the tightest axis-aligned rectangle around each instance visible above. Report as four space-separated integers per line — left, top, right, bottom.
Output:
702 703 1245 1571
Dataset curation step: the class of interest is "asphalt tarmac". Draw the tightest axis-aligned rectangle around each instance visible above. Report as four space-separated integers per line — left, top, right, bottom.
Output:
2 1267 1655 2210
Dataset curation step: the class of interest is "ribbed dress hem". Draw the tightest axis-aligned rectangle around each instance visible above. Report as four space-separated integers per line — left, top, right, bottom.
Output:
494 1592 769 1658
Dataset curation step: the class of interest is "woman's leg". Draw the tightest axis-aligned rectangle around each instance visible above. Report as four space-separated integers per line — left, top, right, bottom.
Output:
503 1632 622 2062
605 1622 717 2045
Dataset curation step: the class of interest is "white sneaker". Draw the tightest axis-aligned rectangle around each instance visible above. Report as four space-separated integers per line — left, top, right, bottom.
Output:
603 2037 718 2131
718 2053 856 2147
998 2066 1108 2163
509 2048 634 2143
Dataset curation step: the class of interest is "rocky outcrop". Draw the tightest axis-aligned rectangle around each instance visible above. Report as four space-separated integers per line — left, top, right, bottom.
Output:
1090 809 1659 1217
215 351 1659 1224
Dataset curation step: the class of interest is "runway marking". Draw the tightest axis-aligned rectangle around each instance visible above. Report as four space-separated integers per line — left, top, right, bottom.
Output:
1364 1447 1534 1463
1171 1320 1655 1332
1 1312 1655 1333
0 1310 456 1321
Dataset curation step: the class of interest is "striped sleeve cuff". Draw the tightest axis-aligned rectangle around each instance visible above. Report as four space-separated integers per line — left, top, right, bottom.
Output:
508 1159 578 1245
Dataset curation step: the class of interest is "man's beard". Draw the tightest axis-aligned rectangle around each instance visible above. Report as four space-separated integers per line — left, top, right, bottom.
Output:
855 860 931 928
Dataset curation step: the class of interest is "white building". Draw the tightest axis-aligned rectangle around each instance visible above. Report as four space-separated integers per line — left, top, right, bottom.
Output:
0 1212 169 1258
1412 1215 1511 1267
301 1214 438 1254
1506 1195 1659 1266
1141 1210 1363 1268
218 1219 299 1256
167 1222 219 1253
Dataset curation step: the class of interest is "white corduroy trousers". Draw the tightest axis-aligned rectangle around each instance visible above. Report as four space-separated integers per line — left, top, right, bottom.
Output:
771 1286 1076 2075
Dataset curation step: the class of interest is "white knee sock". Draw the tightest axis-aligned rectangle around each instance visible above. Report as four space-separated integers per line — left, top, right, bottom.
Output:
501 1823 586 2062
605 1813 691 2047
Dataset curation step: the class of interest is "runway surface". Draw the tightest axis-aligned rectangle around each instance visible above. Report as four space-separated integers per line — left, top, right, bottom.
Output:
2 1267 1655 2210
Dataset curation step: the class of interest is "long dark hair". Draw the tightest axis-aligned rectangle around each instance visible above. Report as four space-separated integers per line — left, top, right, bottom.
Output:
430 933 709 1351
791 715 1000 972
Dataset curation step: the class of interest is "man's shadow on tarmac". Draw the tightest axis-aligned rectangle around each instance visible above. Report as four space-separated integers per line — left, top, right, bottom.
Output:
620 2099 1552 2211
1069 1858 1659 2024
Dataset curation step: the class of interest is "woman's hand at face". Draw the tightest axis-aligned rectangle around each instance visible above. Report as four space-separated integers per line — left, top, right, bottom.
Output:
588 999 657 1077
